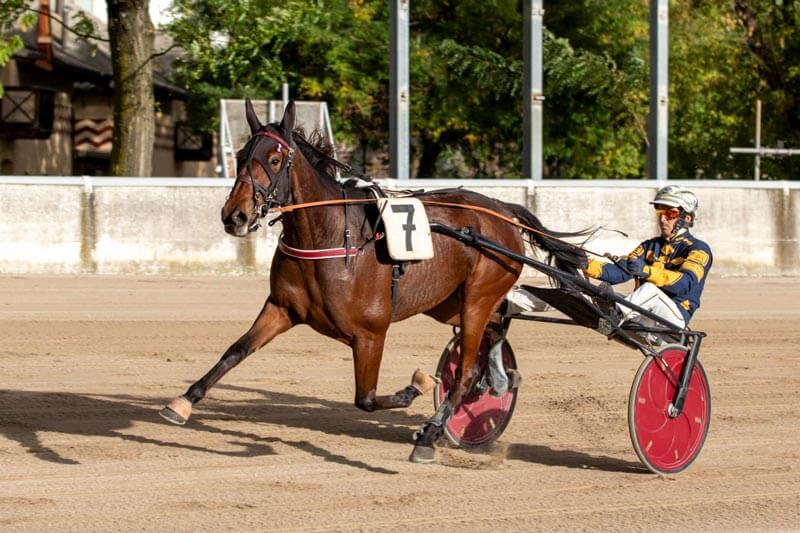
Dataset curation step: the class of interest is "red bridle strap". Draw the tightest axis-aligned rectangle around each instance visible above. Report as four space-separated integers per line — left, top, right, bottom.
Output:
254 130 292 153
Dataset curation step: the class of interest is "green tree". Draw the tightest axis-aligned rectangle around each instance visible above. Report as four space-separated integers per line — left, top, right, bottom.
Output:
731 0 800 178
669 2 757 179
167 0 800 179
410 0 648 177
169 0 650 178
168 0 389 154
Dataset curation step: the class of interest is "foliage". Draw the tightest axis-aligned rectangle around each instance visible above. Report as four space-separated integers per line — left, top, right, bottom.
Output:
4 0 800 179
728 0 800 178
410 0 651 177
167 0 389 150
0 1 30 97
669 2 757 178
168 0 657 178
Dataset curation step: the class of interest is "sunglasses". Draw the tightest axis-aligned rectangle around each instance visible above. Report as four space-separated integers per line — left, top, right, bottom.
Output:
654 205 682 220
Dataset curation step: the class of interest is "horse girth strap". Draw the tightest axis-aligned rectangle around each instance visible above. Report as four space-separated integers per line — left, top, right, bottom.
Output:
391 263 406 320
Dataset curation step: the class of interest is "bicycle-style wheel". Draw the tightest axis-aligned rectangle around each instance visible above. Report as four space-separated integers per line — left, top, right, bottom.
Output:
434 333 518 448
629 344 711 474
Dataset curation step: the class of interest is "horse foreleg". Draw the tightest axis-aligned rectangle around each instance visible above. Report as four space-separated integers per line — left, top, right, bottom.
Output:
160 300 293 425
351 333 437 412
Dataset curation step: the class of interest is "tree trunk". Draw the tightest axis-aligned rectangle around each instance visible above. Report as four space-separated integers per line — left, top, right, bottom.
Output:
107 0 154 177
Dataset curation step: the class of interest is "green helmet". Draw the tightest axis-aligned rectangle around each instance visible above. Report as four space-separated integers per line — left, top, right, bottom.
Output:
650 185 698 215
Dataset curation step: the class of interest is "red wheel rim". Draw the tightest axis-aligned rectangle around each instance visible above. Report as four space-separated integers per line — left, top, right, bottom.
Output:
631 347 710 473
436 335 517 448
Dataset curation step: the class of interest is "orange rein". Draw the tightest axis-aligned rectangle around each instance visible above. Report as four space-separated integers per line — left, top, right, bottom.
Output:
269 198 601 258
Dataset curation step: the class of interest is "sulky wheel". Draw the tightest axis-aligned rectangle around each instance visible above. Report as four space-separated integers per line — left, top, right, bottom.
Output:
628 343 711 475
434 332 518 448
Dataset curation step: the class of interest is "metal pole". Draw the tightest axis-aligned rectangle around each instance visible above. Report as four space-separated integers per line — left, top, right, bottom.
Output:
647 0 669 180
282 82 289 110
730 147 800 156
390 0 410 179
219 100 229 178
755 99 761 181
523 0 544 180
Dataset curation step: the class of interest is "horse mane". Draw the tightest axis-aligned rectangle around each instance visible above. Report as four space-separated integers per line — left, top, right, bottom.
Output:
291 127 336 176
288 126 375 192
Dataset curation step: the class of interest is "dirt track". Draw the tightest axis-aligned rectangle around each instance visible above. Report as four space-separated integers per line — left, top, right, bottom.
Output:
0 275 798 531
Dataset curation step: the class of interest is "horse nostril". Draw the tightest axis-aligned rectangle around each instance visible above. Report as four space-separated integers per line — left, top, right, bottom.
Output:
232 208 248 226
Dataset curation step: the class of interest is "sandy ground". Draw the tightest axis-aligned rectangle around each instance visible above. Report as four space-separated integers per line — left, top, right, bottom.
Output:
0 275 798 531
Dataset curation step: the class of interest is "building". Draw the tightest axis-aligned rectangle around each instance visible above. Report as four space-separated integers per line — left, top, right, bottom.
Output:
0 0 214 177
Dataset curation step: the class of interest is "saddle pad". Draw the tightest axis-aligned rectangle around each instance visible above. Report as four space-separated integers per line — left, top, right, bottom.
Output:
378 197 434 261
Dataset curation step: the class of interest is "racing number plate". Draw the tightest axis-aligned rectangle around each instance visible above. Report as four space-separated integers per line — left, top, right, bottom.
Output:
378 198 434 261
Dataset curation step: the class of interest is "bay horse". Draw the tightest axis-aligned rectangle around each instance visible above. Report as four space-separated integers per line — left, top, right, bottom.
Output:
160 100 587 462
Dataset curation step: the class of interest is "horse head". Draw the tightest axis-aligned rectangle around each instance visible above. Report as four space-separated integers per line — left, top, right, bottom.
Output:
221 99 297 236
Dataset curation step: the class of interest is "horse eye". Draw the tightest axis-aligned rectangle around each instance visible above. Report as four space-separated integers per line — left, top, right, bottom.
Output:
270 157 280 166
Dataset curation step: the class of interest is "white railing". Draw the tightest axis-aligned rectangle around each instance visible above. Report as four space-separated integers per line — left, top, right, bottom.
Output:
1 177 798 276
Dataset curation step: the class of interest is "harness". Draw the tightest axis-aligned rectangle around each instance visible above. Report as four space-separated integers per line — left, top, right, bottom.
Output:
231 127 612 318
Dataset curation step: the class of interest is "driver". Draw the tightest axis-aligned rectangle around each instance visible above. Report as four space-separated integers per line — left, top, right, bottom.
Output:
583 185 713 333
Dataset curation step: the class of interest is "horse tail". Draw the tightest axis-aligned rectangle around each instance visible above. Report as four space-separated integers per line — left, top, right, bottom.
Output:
504 203 590 275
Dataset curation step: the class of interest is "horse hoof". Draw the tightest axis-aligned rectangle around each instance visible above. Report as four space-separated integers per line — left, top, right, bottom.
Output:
159 406 186 425
507 368 523 390
411 369 439 395
409 444 436 464
159 396 192 425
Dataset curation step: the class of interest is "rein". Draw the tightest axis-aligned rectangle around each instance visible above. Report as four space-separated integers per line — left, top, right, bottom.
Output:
266 197 607 260
239 130 598 262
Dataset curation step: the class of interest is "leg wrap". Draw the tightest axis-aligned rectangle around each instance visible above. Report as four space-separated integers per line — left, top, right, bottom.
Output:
413 400 453 445
487 339 509 397
394 385 421 407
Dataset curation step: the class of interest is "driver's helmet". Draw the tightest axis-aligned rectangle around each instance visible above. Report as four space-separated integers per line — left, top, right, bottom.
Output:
650 185 698 215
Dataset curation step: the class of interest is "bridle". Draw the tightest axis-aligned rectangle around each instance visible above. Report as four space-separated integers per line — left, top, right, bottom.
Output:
235 128 296 232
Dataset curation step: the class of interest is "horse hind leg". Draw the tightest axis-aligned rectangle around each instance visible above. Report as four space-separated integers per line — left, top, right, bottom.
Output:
360 369 439 412
160 300 293 425
410 288 510 463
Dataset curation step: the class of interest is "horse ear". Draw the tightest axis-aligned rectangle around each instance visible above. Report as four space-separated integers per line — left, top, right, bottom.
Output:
245 98 262 134
280 100 296 134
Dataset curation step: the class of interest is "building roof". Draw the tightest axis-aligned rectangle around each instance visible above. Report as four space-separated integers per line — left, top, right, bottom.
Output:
15 24 186 97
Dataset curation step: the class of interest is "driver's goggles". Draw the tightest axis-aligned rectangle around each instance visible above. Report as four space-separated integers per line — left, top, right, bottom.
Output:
654 206 682 220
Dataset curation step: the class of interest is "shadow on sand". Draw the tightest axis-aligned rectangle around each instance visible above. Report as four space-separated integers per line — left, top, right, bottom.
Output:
0 385 424 474
505 443 649 474
0 385 646 475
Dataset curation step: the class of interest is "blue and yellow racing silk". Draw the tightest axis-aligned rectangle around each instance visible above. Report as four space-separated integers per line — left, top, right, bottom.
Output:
585 232 713 324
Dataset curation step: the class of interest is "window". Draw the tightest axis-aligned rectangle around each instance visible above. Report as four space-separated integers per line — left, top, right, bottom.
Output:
174 122 213 161
0 88 55 139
